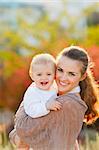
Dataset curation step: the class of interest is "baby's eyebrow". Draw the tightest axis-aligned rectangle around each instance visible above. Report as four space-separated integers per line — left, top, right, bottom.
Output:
36 72 42 74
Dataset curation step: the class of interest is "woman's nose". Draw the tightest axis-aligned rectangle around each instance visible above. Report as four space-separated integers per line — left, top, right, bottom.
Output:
60 74 68 81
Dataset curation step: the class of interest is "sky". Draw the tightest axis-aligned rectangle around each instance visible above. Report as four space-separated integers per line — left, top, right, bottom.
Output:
0 0 99 3
0 0 98 21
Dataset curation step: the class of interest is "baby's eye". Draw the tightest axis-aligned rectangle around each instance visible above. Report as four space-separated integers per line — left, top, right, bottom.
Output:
57 67 63 72
37 73 42 76
47 73 51 76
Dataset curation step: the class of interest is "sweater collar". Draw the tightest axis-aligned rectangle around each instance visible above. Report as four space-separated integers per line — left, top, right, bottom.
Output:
68 86 80 94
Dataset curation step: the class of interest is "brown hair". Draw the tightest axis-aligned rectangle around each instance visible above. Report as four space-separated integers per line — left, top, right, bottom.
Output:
57 46 99 124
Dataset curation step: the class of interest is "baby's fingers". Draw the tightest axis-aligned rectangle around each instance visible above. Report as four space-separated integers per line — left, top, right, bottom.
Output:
55 104 62 110
52 107 58 111
55 101 62 105
56 102 62 107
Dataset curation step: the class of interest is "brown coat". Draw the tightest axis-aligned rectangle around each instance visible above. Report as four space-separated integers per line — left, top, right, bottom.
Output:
14 93 87 150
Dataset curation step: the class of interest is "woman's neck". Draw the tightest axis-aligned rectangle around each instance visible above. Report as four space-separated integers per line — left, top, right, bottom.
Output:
58 86 80 95
68 86 80 94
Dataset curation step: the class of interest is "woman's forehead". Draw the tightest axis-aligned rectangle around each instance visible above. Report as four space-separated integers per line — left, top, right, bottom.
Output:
57 56 83 72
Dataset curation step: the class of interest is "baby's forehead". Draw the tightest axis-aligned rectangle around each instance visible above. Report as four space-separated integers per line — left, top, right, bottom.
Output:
33 62 56 70
34 61 55 66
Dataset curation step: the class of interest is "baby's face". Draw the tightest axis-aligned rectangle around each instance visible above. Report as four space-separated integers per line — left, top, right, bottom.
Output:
32 63 55 90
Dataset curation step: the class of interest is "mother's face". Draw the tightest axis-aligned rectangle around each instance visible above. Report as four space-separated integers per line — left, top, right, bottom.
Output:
56 56 84 95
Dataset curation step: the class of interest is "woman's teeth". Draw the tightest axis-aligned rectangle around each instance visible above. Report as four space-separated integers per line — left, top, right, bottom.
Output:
59 81 68 86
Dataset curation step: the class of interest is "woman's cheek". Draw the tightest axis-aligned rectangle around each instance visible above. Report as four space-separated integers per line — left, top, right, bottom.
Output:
56 71 62 78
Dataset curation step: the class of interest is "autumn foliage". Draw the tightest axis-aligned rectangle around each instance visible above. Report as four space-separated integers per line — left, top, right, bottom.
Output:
0 56 32 111
0 45 98 111
87 46 99 83
0 4 99 111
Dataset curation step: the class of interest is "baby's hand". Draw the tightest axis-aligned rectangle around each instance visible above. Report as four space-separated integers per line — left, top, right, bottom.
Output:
46 100 62 111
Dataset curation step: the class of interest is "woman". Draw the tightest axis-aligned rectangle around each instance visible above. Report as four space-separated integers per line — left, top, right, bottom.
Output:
10 46 98 150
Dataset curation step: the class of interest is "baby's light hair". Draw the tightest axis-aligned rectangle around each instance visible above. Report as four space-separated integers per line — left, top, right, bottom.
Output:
29 53 56 80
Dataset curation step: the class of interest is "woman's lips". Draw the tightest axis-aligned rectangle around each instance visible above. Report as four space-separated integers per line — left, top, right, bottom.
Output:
59 81 68 86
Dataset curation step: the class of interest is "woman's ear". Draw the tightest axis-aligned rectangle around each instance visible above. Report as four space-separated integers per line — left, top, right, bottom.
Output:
80 72 87 81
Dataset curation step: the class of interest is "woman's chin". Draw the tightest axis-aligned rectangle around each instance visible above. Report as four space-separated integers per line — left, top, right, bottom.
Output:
58 87 71 95
58 89 67 95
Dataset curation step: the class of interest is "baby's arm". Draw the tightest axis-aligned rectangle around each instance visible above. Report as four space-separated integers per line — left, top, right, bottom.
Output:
24 99 50 118
23 83 62 118
23 87 50 118
46 98 62 111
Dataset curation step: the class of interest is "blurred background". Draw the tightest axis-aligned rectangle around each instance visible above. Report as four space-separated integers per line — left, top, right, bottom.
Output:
0 0 99 149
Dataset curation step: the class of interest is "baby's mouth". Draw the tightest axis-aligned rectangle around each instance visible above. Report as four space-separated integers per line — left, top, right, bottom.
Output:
40 81 48 86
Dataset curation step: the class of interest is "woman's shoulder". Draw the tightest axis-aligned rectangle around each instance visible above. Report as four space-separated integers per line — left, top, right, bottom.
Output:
57 93 88 111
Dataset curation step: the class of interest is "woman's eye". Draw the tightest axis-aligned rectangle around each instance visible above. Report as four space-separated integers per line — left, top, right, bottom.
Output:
57 68 63 72
69 72 75 76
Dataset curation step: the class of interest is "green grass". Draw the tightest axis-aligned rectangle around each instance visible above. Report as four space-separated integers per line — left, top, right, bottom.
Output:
0 131 15 150
79 129 99 150
0 129 99 150
80 133 99 150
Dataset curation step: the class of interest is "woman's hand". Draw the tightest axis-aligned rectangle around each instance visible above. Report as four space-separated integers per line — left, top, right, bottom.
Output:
46 100 62 111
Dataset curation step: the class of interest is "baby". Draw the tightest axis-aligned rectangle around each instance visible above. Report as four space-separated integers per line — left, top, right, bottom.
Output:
9 53 62 149
23 53 62 118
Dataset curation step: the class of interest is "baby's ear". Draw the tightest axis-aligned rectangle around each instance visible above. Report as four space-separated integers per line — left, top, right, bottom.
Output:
80 72 87 81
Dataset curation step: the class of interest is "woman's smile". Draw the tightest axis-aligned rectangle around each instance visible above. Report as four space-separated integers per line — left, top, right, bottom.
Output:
59 81 69 86
56 56 83 94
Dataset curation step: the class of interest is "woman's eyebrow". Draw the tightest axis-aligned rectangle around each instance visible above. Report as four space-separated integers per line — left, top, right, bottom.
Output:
57 66 62 69
69 71 79 75
57 66 63 70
